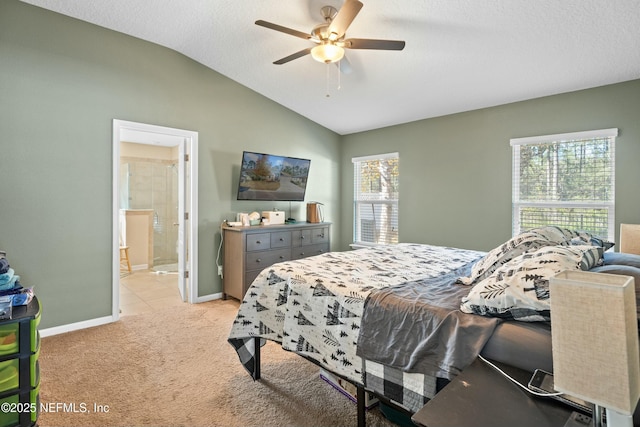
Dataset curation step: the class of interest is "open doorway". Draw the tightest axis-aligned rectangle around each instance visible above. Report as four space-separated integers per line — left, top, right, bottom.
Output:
119 143 181 315
112 120 198 321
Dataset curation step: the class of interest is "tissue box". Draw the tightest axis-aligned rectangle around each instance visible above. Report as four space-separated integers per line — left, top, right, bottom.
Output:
261 211 285 225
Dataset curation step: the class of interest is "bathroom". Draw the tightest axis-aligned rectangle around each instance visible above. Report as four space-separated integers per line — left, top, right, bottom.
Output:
119 142 178 274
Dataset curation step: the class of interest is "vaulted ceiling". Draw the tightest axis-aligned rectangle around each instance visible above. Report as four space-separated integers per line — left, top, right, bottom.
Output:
22 0 640 135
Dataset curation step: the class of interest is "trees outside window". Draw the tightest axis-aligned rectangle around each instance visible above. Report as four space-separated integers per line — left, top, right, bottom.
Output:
511 129 617 240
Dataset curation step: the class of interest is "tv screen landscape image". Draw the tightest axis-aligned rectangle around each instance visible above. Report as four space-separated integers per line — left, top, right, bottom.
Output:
237 151 311 201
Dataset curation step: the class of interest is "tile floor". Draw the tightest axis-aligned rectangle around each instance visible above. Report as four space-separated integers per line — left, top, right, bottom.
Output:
119 269 185 316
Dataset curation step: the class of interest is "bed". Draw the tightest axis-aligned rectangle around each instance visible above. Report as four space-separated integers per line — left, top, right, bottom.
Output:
227 226 640 426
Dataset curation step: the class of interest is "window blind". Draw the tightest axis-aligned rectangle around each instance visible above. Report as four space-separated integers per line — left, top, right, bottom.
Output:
352 153 399 245
511 129 616 240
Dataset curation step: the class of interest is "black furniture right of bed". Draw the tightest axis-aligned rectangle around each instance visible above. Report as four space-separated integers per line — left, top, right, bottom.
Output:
411 358 577 427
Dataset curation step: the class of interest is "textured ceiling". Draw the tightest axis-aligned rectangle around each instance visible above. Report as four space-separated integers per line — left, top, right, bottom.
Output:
21 0 640 135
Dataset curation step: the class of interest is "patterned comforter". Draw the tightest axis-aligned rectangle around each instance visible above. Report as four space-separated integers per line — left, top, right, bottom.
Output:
228 243 483 388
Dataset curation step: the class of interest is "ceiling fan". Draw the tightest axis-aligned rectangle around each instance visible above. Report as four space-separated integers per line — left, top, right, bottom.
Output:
255 0 405 67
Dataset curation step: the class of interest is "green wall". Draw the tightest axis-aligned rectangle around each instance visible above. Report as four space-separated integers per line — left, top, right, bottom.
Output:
340 80 640 251
0 1 341 328
2 0 639 331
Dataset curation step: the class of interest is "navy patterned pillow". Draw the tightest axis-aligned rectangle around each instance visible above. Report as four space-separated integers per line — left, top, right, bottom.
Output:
533 226 614 250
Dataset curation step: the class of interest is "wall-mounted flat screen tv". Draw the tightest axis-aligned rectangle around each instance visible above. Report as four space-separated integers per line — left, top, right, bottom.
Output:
237 151 311 201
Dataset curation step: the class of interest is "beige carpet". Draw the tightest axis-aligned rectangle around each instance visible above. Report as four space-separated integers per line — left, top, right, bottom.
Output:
38 299 399 427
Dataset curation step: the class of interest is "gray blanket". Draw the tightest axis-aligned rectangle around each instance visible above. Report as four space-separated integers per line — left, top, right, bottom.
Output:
356 263 501 380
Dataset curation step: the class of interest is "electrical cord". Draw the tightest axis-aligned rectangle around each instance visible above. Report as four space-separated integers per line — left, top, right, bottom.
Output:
215 220 226 278
478 354 564 397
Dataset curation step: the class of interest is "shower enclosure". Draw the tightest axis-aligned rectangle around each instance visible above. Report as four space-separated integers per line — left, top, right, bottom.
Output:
120 159 179 271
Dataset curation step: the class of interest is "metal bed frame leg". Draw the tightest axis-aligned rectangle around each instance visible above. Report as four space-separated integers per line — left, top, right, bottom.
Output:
253 335 366 426
252 337 261 380
356 385 366 427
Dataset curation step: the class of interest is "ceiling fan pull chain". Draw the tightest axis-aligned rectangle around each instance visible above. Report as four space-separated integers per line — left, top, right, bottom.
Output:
325 63 331 97
337 61 342 91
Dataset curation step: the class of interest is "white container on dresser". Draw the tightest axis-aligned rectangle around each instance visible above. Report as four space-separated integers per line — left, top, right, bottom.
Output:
222 222 331 300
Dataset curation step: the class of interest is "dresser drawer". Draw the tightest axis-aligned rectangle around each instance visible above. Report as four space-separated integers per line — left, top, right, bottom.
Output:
311 227 329 244
223 223 331 301
270 231 292 248
246 248 291 271
292 229 311 247
246 233 271 251
291 243 329 260
0 323 19 357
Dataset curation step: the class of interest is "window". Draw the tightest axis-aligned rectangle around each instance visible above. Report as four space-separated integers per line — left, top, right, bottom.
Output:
352 152 399 245
511 128 617 240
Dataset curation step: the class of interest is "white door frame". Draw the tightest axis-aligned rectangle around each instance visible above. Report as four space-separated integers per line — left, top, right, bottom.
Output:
112 119 199 321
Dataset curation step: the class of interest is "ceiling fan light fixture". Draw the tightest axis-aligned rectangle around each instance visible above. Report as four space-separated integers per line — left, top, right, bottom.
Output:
257 0 405 68
311 43 344 63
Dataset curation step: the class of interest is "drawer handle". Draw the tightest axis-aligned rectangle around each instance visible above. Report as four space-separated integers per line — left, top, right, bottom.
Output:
300 236 305 240
317 234 324 238
256 240 261 244
256 258 262 263
279 238 284 241
300 252 305 256
279 256 284 259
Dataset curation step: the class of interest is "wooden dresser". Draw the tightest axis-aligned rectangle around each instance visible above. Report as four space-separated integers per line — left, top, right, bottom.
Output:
222 222 331 300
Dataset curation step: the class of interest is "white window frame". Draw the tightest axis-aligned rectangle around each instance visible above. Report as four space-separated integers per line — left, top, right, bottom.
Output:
352 152 399 246
511 128 617 240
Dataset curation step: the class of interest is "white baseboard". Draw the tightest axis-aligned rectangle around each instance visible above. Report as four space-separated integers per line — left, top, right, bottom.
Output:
40 293 224 336
39 315 115 338
192 292 223 303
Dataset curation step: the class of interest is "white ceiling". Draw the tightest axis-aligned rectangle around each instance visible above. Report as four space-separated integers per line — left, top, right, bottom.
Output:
21 0 640 135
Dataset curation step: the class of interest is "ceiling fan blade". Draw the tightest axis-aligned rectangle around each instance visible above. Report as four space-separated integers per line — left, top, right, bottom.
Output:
255 20 312 40
335 55 353 74
273 47 313 65
343 38 406 50
327 0 363 40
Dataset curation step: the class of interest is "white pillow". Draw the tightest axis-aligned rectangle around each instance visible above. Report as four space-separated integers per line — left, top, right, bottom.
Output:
460 245 604 322
457 229 564 285
457 226 612 286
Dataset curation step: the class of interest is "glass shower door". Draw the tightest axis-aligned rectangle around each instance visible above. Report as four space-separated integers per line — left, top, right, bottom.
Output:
121 159 179 272
151 162 179 272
